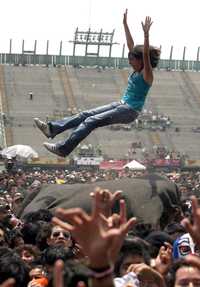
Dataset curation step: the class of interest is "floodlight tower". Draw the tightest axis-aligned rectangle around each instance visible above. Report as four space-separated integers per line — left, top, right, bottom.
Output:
21 40 37 65
70 27 118 58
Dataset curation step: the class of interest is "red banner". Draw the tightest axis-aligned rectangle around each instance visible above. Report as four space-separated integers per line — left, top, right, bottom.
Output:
99 160 127 170
152 159 180 167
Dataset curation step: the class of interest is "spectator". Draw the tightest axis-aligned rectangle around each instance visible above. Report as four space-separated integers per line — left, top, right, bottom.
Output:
0 253 29 287
15 244 41 266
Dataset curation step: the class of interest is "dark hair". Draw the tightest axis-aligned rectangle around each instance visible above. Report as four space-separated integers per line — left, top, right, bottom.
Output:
0 253 29 287
128 45 161 68
0 247 14 258
21 221 46 245
114 235 150 276
22 209 53 223
7 229 24 249
15 244 41 261
36 222 53 251
145 231 173 258
164 222 186 235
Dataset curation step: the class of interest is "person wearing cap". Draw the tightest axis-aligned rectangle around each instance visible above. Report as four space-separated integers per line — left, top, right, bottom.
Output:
34 9 160 157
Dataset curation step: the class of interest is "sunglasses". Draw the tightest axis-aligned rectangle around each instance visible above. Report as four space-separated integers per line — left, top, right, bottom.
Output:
52 231 71 239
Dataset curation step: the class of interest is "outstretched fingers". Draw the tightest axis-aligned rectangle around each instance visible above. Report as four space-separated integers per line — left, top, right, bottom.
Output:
91 187 123 219
92 188 109 218
52 216 74 232
55 208 91 224
112 190 123 205
142 16 153 33
121 216 137 235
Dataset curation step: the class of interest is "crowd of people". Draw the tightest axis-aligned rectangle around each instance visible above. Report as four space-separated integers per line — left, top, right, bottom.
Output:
1 166 200 197
0 161 199 286
108 110 172 133
0 165 200 286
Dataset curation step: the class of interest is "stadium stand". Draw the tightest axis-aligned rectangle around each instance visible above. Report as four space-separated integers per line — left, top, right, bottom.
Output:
1 65 200 160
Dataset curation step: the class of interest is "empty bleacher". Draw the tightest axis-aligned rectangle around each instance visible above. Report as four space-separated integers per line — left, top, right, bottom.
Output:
1 65 200 160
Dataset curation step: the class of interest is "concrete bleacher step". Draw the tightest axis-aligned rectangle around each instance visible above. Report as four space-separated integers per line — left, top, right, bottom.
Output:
2 66 200 159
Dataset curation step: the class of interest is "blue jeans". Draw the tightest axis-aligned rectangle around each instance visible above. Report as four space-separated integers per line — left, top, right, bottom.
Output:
49 101 138 156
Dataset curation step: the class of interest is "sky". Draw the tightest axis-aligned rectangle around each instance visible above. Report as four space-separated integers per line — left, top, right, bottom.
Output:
0 0 200 60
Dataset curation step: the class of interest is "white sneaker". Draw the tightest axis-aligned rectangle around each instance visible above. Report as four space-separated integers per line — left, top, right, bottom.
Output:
43 142 64 157
34 118 52 138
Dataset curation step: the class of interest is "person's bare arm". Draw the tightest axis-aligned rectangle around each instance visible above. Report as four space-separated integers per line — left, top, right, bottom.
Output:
141 16 153 85
53 188 136 287
123 9 134 51
182 196 200 247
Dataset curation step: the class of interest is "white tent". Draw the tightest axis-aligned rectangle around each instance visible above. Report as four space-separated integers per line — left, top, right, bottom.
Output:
1 145 38 160
123 160 146 170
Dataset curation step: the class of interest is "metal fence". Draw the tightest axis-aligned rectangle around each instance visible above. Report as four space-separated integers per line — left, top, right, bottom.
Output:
0 53 200 71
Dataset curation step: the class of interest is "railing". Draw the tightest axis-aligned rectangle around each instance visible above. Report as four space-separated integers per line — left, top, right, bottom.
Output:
1 53 200 71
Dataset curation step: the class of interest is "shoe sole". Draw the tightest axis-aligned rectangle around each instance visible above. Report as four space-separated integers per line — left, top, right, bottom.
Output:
43 143 65 158
34 118 51 138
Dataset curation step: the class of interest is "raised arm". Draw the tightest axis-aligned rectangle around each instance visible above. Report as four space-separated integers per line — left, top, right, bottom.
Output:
141 16 153 85
123 9 134 52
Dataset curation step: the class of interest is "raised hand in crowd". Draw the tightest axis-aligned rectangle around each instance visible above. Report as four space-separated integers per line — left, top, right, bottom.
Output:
90 186 122 218
53 187 136 287
182 196 200 247
99 197 128 234
154 242 173 275
127 263 166 287
53 187 136 267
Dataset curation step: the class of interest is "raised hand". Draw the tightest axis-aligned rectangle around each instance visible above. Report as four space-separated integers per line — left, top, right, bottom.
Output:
182 196 200 247
141 16 153 35
127 263 165 287
154 242 173 275
53 188 136 268
100 198 127 229
123 9 128 25
90 186 122 218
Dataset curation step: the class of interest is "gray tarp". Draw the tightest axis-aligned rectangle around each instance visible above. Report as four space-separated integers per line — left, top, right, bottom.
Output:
19 173 181 226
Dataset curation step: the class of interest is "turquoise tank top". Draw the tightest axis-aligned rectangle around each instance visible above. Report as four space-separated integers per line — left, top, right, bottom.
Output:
121 72 151 111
